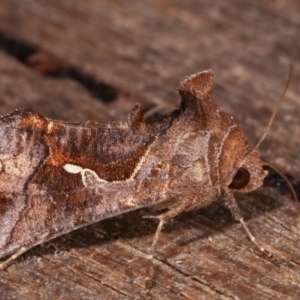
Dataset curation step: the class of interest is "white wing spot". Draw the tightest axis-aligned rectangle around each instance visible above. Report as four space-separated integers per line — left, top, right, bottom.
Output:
63 164 83 174
63 163 107 187
81 169 107 187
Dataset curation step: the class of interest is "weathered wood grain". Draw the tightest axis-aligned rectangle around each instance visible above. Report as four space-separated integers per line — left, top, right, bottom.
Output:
0 0 300 299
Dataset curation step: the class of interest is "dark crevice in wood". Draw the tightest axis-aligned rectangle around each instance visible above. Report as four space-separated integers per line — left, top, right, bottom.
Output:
113 240 208 299
65 252 136 298
191 277 235 299
77 271 135 299
0 32 35 62
119 241 233 299
0 31 118 103
152 253 235 299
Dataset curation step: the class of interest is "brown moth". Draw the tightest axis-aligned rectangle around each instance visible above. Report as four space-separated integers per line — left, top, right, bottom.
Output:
0 70 293 269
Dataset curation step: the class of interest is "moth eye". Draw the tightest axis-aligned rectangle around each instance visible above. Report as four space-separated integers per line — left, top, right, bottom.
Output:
228 167 250 189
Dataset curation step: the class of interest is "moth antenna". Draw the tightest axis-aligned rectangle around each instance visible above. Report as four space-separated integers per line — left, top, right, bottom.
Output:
256 65 293 149
262 161 298 203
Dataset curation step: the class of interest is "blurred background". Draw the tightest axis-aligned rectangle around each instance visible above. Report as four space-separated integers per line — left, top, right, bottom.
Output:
0 1 300 299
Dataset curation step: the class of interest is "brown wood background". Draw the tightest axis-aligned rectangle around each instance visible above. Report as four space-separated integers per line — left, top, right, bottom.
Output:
0 1 300 299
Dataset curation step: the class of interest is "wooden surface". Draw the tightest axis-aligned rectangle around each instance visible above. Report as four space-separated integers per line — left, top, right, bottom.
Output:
0 1 300 299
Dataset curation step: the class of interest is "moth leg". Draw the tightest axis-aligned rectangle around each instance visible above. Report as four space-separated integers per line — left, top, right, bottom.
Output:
145 197 195 257
224 193 275 260
0 247 29 270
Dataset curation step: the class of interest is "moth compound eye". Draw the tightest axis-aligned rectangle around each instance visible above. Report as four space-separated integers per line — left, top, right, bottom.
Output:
229 167 250 189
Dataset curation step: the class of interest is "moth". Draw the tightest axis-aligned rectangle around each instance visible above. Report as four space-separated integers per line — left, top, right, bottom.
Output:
0 70 295 269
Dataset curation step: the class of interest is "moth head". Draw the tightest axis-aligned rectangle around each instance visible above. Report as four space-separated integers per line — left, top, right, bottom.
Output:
227 65 296 199
178 68 296 200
